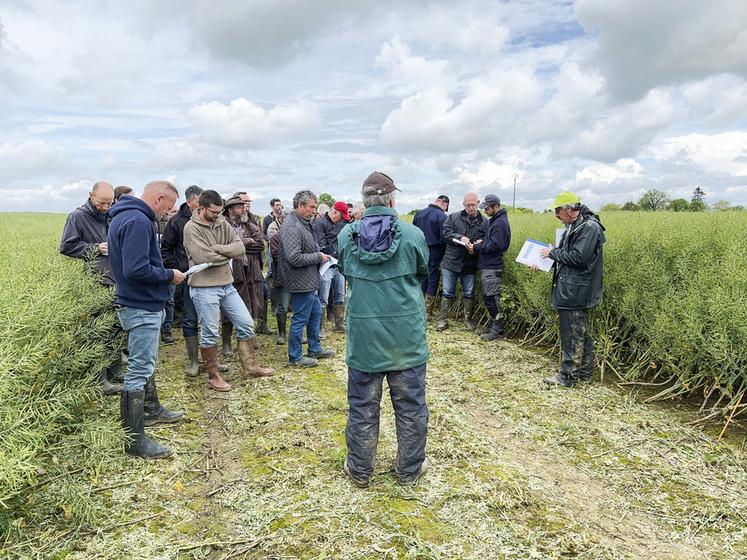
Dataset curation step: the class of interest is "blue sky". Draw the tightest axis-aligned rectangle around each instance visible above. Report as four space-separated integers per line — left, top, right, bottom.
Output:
1 0 746 213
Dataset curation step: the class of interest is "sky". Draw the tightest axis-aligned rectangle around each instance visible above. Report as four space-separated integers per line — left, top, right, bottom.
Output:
1 0 746 213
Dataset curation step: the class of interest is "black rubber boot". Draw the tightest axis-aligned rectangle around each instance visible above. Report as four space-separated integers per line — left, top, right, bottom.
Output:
481 318 505 341
143 375 184 426
101 356 124 395
464 299 475 331
256 299 274 335
276 313 287 345
184 336 200 378
435 298 452 331
120 390 172 458
221 323 234 357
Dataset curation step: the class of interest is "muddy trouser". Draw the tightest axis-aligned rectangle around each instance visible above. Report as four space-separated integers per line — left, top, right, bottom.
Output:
480 268 503 320
346 363 428 480
558 308 594 382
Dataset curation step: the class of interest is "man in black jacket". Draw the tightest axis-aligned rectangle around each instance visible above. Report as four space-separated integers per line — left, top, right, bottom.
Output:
313 200 351 334
413 195 449 318
473 194 511 340
538 192 606 387
437 192 488 331
160 184 202 376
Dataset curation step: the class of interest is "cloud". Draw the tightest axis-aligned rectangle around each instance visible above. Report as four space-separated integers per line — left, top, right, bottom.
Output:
680 75 747 128
575 158 643 184
1 179 92 209
380 69 541 152
575 0 747 100
648 131 747 177
187 97 322 149
0 140 69 181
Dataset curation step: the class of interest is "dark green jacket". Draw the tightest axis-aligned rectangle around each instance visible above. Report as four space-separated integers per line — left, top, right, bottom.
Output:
337 206 430 373
548 207 605 310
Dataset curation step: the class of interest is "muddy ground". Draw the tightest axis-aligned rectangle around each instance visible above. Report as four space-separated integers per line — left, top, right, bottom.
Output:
7 322 747 559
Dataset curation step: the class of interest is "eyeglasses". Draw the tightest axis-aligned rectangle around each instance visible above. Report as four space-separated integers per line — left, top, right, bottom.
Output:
554 207 562 216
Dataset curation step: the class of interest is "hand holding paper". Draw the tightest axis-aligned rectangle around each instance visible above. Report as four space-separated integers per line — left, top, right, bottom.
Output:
516 239 553 272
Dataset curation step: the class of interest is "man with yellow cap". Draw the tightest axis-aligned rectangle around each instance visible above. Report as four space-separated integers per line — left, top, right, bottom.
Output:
537 192 606 387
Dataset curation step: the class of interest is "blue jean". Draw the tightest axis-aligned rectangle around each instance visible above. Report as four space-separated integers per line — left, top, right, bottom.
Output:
116 306 165 391
441 268 475 300
180 282 198 338
288 291 322 362
162 284 176 334
346 363 429 480
319 268 345 307
421 246 445 296
190 284 255 348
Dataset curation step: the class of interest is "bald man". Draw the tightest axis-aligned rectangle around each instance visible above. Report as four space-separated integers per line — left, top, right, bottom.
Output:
108 181 186 459
437 192 488 331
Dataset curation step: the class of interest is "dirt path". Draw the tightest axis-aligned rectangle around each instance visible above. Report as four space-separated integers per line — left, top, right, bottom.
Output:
10 325 747 559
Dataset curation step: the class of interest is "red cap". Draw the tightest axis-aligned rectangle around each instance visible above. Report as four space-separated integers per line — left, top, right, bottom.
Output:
333 201 352 222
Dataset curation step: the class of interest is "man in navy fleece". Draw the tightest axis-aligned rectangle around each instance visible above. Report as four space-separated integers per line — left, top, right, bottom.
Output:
108 181 186 459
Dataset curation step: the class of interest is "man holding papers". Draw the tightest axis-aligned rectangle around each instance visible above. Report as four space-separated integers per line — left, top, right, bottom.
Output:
537 192 606 387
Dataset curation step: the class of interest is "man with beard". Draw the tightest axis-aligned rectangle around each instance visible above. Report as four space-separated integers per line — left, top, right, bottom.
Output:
60 181 122 395
183 190 274 392
220 196 265 357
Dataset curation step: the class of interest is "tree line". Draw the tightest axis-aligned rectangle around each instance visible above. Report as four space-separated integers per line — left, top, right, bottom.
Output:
602 187 745 212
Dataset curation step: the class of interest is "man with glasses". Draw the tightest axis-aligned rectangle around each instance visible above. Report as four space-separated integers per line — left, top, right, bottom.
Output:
536 192 606 387
60 181 122 394
436 192 488 332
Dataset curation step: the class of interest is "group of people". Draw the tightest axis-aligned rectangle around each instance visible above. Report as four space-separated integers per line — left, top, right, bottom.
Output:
59 173 604 488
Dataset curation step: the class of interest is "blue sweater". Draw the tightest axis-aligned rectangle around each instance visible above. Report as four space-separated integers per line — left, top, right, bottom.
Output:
108 195 174 312
474 208 511 270
412 204 447 248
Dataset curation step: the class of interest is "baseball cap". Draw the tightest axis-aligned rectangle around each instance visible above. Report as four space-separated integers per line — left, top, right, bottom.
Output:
479 194 501 209
549 192 581 210
437 194 450 204
333 200 352 221
362 171 401 196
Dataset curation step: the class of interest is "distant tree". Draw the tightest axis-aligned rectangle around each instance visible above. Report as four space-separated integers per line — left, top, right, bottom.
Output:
621 201 640 211
318 193 335 207
408 208 418 216
690 199 708 212
600 203 622 212
638 189 670 211
668 198 690 212
692 186 706 202
731 205 746 212
711 200 732 211
509 207 535 214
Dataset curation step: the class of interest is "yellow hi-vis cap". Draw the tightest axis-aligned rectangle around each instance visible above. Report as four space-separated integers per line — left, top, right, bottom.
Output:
549 191 581 210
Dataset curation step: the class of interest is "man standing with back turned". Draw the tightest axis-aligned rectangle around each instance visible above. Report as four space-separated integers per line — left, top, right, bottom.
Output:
338 172 430 488
108 181 186 459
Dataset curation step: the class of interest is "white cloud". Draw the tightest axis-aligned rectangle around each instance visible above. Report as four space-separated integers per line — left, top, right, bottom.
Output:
370 36 453 96
681 75 747 128
575 0 747 100
1 179 91 208
188 97 322 149
575 158 643 184
648 132 747 177
0 140 69 181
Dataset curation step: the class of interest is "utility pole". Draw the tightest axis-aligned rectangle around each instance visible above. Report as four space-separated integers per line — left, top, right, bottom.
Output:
512 173 519 210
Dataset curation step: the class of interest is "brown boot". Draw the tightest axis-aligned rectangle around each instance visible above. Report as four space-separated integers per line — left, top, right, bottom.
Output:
333 303 346 332
237 339 274 378
200 346 232 392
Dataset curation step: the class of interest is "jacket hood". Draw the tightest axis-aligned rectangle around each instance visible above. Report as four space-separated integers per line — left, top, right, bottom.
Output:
82 199 108 222
178 201 192 218
108 194 155 221
490 207 508 222
579 204 605 231
349 206 402 264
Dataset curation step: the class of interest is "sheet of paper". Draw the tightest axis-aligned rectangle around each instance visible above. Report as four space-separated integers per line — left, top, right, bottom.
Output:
555 228 566 247
319 256 338 277
184 262 211 276
515 238 553 272
451 237 469 247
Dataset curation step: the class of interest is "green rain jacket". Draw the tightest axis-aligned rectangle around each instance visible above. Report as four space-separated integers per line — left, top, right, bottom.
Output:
337 206 430 373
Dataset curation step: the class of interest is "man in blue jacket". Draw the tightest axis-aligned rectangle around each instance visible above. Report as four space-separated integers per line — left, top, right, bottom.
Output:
108 181 186 459
472 194 511 340
412 195 449 318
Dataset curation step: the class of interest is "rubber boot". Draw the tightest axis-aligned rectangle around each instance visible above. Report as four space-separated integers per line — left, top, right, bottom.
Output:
143 375 184 426
424 295 436 320
184 336 200 378
276 313 287 345
201 346 232 392
221 323 234 358
237 338 274 377
120 390 172 459
464 299 475 331
256 299 274 335
333 303 346 332
481 317 505 341
435 298 452 331
101 357 123 395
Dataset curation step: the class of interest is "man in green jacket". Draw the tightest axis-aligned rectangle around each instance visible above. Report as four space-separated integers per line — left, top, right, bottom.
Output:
338 171 430 488
539 192 606 387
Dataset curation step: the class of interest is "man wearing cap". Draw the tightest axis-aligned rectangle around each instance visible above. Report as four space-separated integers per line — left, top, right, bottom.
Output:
413 195 450 318
537 192 606 387
437 192 488 332
183 190 274 392
338 171 430 488
220 195 266 356
313 200 352 334
472 194 511 340
278 190 336 367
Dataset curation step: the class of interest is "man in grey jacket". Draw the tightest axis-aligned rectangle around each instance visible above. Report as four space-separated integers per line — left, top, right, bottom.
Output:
538 192 606 387
183 190 274 392
278 190 336 368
